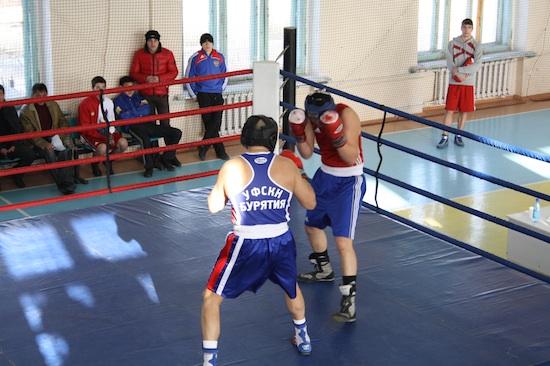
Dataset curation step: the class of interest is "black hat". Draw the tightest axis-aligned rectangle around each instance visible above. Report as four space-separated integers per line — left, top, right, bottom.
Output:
200 33 214 44
145 30 160 40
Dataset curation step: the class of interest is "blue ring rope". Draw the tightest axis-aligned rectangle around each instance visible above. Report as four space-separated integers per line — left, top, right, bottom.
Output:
279 70 550 283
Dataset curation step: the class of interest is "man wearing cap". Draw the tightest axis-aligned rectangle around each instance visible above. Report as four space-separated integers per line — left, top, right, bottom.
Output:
185 33 230 161
130 30 181 167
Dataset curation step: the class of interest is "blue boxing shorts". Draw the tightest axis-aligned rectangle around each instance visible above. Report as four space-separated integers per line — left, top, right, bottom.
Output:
305 168 366 239
206 230 297 299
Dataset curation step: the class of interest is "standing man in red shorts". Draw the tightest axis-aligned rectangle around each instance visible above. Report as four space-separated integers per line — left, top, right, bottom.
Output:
437 18 483 149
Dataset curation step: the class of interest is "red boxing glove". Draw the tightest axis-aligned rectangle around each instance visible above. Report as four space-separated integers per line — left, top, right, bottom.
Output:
453 57 473 82
288 109 307 143
320 110 346 148
280 149 308 179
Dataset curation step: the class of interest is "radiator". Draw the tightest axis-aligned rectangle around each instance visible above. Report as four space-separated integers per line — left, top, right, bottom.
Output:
433 59 511 104
220 91 254 136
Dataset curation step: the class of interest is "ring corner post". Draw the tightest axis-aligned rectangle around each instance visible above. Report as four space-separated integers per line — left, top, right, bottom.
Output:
283 27 297 151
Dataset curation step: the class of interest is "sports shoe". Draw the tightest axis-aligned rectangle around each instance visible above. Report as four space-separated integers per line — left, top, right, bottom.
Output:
161 159 175 172
154 158 165 171
454 135 465 147
102 162 114 175
58 181 76 195
171 157 182 167
198 146 207 161
436 135 448 149
143 168 153 178
203 349 217 366
217 152 230 161
13 175 25 188
297 252 335 282
91 163 102 177
291 322 312 355
332 281 357 323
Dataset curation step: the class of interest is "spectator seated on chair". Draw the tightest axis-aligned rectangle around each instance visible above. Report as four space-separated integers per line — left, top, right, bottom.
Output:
19 83 76 195
0 84 35 188
114 76 182 178
78 76 128 177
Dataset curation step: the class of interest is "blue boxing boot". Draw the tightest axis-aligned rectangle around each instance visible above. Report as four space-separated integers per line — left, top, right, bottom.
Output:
291 319 312 355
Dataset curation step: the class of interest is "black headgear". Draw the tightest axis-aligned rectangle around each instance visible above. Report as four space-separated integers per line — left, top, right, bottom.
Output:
240 115 278 152
305 90 336 121
200 33 214 44
145 30 160 40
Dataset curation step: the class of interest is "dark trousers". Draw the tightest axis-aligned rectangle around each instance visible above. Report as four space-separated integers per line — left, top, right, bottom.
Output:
129 123 182 169
197 92 226 156
4 144 35 179
6 144 35 167
34 147 73 186
145 95 171 126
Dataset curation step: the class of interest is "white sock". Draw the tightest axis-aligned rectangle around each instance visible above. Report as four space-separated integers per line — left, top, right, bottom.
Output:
203 340 218 350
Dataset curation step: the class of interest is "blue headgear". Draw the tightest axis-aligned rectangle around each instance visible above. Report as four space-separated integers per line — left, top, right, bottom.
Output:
305 91 336 121
241 115 278 152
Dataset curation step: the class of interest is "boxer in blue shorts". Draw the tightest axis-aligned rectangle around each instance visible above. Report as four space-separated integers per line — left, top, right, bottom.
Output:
201 115 316 366
307 169 365 239
289 90 366 323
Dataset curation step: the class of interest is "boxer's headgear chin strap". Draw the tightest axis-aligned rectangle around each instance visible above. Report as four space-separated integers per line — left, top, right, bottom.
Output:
305 90 336 120
241 115 278 152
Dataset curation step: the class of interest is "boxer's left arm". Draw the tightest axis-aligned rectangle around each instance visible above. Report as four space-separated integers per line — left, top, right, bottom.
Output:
276 153 316 210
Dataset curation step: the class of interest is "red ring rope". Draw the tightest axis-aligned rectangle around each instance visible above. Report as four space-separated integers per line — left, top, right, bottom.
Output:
0 69 254 213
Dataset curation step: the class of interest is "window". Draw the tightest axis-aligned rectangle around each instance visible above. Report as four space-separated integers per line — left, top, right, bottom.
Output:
417 0 512 62
0 0 38 100
0 1 25 99
182 0 304 77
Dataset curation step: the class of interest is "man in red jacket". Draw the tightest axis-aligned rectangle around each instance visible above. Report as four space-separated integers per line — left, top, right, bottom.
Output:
130 30 180 166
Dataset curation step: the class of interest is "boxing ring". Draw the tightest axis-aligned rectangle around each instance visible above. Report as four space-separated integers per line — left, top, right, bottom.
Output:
1 188 550 365
1 62 550 365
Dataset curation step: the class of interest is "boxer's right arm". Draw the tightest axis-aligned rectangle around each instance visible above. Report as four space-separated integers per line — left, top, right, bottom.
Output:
208 162 230 213
289 109 307 143
288 108 315 159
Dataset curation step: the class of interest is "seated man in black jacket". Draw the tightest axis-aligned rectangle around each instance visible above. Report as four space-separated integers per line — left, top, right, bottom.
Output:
0 84 35 188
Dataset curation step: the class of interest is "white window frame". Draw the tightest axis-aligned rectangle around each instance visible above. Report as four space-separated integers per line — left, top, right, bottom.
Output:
0 0 39 100
183 0 306 74
418 0 512 62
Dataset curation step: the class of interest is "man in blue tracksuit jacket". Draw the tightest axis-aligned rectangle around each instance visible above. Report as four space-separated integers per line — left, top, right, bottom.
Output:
185 33 229 161
114 76 182 178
